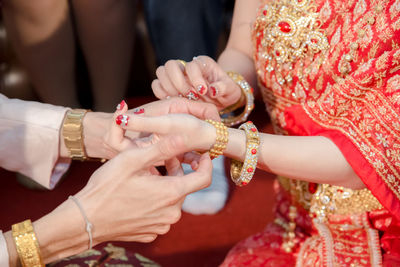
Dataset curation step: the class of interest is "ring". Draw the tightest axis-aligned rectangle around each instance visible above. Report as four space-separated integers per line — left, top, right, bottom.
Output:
178 60 187 68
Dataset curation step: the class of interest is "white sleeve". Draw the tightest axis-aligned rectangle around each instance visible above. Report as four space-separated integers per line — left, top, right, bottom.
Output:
0 94 71 189
0 231 10 267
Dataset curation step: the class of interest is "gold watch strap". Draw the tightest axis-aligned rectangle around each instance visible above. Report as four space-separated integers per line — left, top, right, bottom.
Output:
62 109 89 161
12 220 44 267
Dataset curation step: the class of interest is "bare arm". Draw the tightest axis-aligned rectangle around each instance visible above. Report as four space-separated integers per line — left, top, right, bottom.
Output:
218 0 260 91
224 128 365 189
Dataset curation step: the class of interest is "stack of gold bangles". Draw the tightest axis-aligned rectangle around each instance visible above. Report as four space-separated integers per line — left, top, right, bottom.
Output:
12 219 44 267
205 70 259 187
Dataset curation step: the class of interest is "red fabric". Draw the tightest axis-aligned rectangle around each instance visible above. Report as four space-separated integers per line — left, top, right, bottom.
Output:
284 104 400 221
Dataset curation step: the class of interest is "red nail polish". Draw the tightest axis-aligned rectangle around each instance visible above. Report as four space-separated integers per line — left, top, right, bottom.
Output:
133 108 144 115
186 90 199 100
197 85 206 95
116 114 129 126
116 100 126 111
210 86 218 97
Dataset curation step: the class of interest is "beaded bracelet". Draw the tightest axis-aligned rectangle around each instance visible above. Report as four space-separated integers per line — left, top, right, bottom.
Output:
220 72 255 127
205 119 229 159
230 121 260 186
12 219 44 267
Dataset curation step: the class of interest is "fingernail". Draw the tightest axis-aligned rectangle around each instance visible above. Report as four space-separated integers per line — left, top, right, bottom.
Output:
116 100 126 111
186 90 200 100
116 114 129 126
133 108 144 115
166 95 171 99
191 160 199 170
197 85 206 95
210 86 218 97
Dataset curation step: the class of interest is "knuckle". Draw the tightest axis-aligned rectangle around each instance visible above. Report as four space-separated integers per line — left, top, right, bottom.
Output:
155 66 164 77
169 208 182 224
157 224 171 235
140 234 157 243
165 60 176 69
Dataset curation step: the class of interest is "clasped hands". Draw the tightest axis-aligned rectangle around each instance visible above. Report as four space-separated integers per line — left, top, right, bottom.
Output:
57 97 221 258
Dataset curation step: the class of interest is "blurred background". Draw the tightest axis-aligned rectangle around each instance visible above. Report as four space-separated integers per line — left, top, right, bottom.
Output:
0 0 234 110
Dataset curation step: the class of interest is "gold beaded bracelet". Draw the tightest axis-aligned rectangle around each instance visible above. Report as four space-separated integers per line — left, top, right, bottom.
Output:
220 72 255 127
12 219 44 267
205 119 228 159
230 121 260 186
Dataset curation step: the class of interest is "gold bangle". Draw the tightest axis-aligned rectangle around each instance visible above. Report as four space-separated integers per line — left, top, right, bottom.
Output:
12 220 44 267
205 119 228 159
230 121 260 186
220 72 255 127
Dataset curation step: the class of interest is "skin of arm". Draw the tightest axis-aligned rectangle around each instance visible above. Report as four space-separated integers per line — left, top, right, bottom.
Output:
217 0 260 93
118 113 366 190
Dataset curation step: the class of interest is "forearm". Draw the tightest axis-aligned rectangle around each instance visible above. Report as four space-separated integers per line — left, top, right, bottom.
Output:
4 199 89 266
223 128 365 189
218 48 258 92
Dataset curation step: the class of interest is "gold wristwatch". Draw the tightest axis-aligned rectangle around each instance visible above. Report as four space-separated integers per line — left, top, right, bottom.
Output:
62 109 90 161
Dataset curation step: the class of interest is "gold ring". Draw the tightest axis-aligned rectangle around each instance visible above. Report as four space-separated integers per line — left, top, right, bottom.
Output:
178 59 187 68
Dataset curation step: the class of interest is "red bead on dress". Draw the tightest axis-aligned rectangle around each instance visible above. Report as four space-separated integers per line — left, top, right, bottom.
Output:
278 21 291 33
308 182 318 194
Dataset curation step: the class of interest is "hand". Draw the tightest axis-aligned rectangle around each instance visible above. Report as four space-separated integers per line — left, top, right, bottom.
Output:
152 56 242 110
81 98 220 158
76 136 212 245
114 112 217 155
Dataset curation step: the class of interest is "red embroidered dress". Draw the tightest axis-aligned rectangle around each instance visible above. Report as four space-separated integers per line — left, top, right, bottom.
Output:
221 0 400 266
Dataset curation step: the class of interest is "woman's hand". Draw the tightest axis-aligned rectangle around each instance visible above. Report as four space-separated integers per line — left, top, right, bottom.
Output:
113 112 217 155
152 56 242 110
76 136 212 245
80 98 220 159
8 136 213 265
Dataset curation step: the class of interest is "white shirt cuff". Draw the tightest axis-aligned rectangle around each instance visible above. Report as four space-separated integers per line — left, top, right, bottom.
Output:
0 231 10 267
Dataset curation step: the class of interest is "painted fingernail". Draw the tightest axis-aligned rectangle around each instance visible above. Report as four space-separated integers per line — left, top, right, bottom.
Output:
210 86 218 97
186 90 200 100
133 108 144 115
116 114 129 126
166 95 171 99
116 100 126 111
197 85 206 95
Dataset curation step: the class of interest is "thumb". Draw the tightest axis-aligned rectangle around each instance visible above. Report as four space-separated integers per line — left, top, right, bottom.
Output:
175 153 213 196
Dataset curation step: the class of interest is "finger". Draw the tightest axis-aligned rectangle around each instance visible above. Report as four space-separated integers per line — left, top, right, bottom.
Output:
116 113 175 135
181 151 202 165
174 153 212 196
152 79 170 99
185 61 208 96
208 80 242 107
156 66 181 97
165 156 184 176
121 135 189 169
164 60 198 100
118 234 158 243
151 97 220 121
104 100 132 151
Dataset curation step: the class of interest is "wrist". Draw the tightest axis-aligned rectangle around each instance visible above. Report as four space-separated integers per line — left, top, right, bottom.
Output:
82 112 113 159
33 199 90 263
